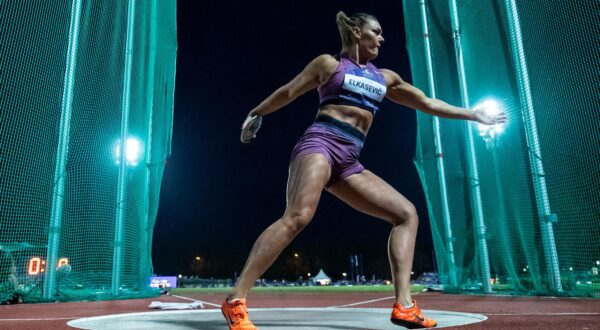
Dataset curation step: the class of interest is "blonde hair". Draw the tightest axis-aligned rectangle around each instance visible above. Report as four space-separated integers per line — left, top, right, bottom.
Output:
336 11 379 48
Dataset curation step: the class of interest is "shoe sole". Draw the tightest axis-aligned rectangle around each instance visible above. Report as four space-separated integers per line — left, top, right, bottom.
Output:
391 318 437 329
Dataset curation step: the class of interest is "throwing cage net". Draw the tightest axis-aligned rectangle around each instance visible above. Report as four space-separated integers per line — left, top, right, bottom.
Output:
403 0 599 296
0 0 177 302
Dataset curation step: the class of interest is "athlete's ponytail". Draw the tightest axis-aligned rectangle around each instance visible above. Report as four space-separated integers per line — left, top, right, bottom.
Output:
336 11 379 48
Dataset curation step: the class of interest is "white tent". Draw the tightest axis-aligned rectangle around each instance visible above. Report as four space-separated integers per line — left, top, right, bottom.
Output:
310 269 331 285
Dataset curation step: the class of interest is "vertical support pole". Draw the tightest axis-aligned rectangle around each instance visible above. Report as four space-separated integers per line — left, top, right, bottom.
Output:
447 0 492 293
504 0 562 292
139 0 158 292
44 0 83 300
418 0 457 287
112 0 137 296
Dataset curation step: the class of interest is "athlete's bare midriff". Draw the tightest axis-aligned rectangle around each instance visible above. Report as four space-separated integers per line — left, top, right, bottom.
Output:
317 104 373 136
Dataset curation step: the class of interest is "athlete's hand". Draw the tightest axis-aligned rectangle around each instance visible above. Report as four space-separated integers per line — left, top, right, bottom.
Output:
240 114 262 143
472 106 507 125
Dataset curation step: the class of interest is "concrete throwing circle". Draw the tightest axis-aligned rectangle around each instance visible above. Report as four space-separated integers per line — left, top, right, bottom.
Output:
68 308 486 329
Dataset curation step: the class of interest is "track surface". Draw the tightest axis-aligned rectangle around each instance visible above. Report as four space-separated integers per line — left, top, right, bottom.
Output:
1 292 599 329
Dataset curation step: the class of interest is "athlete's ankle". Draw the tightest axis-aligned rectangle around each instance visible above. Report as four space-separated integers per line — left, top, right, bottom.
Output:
227 293 246 303
395 298 414 308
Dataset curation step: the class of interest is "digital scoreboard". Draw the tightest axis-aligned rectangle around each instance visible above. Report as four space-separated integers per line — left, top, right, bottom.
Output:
27 257 69 275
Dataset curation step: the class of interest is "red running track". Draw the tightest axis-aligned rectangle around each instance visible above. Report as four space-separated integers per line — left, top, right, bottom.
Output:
0 292 598 329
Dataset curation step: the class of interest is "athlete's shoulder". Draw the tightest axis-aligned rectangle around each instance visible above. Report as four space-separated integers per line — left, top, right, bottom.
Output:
311 54 339 68
378 68 404 85
306 54 340 79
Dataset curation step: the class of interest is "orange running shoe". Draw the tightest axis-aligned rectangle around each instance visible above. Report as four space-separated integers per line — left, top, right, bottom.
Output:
221 298 258 330
390 300 437 328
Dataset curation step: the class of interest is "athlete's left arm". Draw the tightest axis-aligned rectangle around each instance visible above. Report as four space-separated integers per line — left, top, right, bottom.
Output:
379 69 506 124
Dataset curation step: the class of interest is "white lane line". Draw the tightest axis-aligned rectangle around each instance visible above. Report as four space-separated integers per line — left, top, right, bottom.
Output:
326 296 395 308
0 317 76 321
171 294 221 307
487 312 599 316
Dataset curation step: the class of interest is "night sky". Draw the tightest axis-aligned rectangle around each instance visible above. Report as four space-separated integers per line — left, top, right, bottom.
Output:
152 0 435 281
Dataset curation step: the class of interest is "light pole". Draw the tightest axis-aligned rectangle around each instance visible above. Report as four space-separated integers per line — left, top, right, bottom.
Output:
349 255 354 284
293 252 300 280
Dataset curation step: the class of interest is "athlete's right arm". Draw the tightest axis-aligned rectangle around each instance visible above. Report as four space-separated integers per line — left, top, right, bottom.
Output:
246 54 338 118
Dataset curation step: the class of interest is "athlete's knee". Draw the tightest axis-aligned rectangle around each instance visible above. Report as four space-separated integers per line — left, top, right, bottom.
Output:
283 207 315 233
392 202 418 226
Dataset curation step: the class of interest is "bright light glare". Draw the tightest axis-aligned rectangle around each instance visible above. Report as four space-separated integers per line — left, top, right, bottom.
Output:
114 137 143 166
475 99 505 141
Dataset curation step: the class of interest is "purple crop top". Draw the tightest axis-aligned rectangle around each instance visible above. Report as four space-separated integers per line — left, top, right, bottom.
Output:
318 55 387 114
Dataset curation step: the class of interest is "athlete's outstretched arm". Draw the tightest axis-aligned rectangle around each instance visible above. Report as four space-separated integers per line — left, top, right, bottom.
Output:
247 55 338 118
380 69 506 125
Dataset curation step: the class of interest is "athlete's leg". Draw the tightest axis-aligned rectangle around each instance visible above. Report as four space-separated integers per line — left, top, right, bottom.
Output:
228 153 331 300
328 170 418 306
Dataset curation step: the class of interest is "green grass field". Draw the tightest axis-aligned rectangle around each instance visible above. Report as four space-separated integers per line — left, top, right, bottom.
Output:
172 284 426 295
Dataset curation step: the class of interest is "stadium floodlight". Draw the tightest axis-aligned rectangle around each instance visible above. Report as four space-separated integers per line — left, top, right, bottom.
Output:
113 137 143 166
475 99 505 142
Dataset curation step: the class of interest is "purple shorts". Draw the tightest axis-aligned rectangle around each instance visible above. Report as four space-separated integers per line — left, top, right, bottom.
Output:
290 116 365 187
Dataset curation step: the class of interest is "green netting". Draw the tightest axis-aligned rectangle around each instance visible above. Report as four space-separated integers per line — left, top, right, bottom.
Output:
403 0 599 296
0 0 177 302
